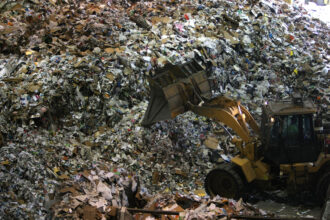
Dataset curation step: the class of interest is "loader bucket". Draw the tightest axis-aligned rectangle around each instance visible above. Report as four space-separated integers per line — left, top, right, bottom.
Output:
142 59 212 126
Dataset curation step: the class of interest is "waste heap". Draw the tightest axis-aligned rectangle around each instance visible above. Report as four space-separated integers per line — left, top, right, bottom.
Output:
50 161 270 219
0 0 328 219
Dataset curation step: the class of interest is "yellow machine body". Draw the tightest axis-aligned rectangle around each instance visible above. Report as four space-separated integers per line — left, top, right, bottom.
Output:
143 60 330 201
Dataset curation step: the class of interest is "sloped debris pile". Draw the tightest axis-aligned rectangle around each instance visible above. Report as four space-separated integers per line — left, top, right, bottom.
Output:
0 0 329 219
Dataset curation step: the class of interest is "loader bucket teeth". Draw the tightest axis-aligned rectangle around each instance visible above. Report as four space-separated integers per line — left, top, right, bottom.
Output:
142 59 212 126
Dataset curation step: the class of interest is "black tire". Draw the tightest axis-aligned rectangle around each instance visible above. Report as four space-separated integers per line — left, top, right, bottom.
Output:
204 163 243 199
316 171 330 204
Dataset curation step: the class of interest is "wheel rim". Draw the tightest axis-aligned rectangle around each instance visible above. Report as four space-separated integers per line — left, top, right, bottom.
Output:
206 169 238 198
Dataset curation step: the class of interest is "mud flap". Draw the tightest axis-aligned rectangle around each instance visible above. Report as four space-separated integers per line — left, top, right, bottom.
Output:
231 156 257 183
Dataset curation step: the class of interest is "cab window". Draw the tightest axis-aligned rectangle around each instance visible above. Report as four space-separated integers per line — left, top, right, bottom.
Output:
282 115 299 145
270 118 280 145
302 114 312 142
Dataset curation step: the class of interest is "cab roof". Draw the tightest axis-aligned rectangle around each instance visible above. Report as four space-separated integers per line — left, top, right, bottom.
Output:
265 100 317 116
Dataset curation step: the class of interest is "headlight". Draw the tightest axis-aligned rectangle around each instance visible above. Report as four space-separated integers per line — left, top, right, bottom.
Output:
270 117 275 123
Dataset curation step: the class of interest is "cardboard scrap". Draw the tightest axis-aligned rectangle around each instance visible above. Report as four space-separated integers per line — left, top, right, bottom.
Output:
26 83 41 92
105 73 115 81
59 187 79 196
222 31 239 45
174 168 187 177
151 17 172 24
104 47 124 54
152 171 160 185
204 136 219 150
162 204 184 220
58 174 70 180
81 205 102 220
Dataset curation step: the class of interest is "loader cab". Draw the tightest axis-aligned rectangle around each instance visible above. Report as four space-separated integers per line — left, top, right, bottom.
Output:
261 99 320 165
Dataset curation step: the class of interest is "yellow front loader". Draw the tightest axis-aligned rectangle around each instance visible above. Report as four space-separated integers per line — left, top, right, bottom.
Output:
142 60 330 203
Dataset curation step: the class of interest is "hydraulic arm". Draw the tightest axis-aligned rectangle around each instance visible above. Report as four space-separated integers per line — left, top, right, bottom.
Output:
186 96 260 161
142 60 260 161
